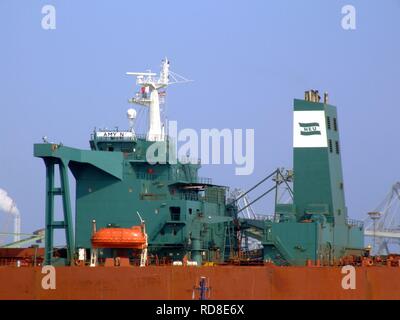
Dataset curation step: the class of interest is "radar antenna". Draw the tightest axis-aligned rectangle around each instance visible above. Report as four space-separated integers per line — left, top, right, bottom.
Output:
126 108 137 134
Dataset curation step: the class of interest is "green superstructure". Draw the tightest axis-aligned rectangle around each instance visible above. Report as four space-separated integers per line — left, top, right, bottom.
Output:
247 91 364 265
34 88 364 267
35 134 232 266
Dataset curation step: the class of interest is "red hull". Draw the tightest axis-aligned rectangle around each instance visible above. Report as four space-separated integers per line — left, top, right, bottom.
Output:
1 265 400 300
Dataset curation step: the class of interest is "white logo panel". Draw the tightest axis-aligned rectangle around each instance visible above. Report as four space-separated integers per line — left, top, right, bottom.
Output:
293 111 328 148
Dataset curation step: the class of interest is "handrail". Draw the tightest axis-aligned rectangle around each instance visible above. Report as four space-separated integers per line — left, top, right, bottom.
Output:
346 218 364 228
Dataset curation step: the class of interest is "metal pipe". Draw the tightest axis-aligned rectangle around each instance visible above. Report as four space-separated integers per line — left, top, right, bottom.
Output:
230 169 278 205
236 185 277 215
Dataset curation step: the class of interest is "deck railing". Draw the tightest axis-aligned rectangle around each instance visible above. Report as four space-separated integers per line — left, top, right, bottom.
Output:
346 218 364 228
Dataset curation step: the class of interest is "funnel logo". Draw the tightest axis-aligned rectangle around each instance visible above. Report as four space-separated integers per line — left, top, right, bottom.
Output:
293 111 327 148
299 122 321 136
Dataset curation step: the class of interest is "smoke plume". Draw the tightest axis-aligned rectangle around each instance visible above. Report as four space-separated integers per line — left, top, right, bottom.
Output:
0 188 20 216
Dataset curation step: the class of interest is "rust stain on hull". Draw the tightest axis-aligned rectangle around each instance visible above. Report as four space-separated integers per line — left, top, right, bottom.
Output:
1 266 400 300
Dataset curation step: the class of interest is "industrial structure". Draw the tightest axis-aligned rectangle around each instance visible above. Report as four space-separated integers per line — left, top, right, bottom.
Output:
0 189 21 246
32 59 364 267
2 59 400 300
364 182 400 255
0 230 44 249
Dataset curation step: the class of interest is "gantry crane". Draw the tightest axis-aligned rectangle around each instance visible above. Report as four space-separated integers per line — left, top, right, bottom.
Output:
364 182 400 255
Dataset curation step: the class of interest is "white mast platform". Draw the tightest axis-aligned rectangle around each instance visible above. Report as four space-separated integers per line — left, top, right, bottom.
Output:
126 58 191 142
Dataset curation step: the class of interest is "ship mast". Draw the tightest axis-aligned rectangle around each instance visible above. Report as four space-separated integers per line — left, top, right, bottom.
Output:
126 58 192 142
126 58 170 142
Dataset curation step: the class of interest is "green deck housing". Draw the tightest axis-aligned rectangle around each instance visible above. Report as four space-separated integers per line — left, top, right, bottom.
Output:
34 95 364 266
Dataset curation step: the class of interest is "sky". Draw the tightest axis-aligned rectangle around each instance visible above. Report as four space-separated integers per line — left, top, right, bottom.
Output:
0 0 399 245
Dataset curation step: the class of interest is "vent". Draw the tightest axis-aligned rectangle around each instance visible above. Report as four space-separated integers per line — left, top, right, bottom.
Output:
327 116 331 130
333 118 338 131
335 141 340 154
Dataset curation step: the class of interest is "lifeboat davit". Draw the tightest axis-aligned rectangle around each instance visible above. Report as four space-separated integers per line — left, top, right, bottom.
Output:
91 226 147 249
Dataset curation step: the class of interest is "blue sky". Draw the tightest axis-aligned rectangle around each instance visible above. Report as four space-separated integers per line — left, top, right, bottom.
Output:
0 1 399 243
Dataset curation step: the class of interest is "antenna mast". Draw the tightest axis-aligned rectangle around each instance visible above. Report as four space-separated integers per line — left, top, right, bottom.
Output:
126 58 192 141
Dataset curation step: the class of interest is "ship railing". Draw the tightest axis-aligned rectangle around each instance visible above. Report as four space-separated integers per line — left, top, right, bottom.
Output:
133 133 172 141
169 175 213 185
178 157 202 165
91 133 151 141
172 193 222 203
134 133 148 140
201 194 224 204
259 214 278 222
135 172 212 184
136 172 165 181
193 177 213 184
252 214 277 222
91 134 136 142
346 218 364 228
91 131 173 142
174 193 200 201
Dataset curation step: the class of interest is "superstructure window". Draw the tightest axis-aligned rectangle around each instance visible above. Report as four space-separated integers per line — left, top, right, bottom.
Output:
333 118 338 131
327 116 331 130
335 141 340 154
170 207 181 221
329 139 333 153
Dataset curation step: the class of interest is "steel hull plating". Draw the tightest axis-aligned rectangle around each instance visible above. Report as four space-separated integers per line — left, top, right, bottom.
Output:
1 266 400 300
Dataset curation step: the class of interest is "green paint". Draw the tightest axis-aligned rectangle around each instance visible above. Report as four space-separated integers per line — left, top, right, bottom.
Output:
34 94 364 266
35 137 231 265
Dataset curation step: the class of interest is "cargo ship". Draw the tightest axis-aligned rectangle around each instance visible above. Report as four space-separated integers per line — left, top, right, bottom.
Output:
1 59 400 300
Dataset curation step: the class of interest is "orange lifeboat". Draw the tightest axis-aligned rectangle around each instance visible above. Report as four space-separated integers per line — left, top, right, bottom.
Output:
91 226 147 249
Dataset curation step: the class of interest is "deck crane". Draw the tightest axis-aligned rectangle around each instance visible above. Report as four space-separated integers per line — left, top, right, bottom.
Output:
231 168 294 251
